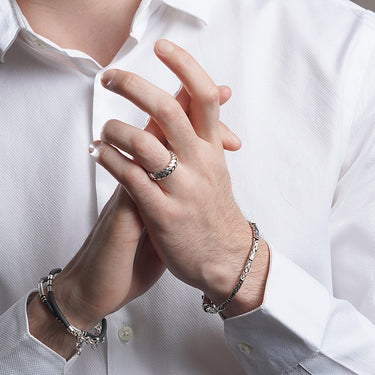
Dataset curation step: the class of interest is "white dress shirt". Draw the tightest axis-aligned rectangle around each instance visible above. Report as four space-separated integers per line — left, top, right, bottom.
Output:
0 0 375 374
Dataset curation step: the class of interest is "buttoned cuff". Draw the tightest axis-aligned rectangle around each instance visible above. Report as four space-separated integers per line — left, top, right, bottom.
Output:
224 246 330 374
0 291 77 374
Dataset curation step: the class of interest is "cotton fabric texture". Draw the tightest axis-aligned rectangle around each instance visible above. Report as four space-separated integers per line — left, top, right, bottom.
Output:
0 0 375 374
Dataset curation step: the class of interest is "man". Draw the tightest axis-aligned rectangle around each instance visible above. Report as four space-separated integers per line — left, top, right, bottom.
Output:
0 0 374 374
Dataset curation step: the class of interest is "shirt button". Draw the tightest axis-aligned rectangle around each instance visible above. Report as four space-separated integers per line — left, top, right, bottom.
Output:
34 40 48 48
118 325 134 343
237 342 253 356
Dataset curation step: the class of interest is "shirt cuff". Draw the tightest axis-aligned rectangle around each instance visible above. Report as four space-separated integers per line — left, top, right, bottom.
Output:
0 291 78 374
224 245 330 374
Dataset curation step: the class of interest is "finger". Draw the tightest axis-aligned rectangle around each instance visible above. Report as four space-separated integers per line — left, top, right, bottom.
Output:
145 85 235 147
175 85 232 115
174 85 241 150
218 85 232 106
143 85 189 145
101 70 196 158
144 117 165 145
101 120 182 190
89 141 162 205
175 84 190 113
145 118 241 151
143 85 189 146
101 119 171 174
154 39 220 144
220 121 242 151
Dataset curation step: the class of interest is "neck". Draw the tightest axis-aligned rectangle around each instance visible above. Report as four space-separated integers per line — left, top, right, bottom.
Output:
17 0 142 66
18 0 140 14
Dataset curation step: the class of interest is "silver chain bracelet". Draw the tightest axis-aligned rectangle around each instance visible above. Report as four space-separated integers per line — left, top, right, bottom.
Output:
67 321 104 354
202 222 260 314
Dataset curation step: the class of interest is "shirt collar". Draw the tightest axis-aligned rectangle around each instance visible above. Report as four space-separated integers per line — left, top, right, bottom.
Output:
0 0 209 63
162 0 209 25
0 0 24 63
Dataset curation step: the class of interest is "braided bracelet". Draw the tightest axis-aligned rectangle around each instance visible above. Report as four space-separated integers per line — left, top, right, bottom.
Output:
202 221 260 314
38 268 107 355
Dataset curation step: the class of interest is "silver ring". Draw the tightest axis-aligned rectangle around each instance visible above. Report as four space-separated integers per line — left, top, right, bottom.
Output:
148 150 178 181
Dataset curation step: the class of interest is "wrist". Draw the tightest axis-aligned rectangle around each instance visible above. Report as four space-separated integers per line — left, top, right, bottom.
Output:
202 230 270 319
220 237 270 318
27 292 76 360
52 272 103 331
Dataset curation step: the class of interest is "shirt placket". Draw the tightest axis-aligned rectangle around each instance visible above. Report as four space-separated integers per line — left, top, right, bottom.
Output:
92 0 165 214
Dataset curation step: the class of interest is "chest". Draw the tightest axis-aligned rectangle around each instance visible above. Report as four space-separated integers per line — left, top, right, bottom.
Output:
0 7 346 292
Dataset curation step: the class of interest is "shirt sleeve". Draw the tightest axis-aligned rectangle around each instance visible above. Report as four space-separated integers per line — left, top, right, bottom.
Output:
0 291 76 375
224 248 375 374
224 27 375 375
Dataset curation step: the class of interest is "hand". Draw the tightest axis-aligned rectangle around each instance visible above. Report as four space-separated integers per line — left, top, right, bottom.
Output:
28 184 165 359
94 39 270 317
52 185 165 327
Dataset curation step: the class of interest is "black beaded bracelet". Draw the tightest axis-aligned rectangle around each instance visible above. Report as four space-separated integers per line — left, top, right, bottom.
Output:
38 268 107 355
38 275 58 317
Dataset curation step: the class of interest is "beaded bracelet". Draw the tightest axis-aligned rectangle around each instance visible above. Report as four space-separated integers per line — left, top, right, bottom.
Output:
38 268 107 355
202 221 260 314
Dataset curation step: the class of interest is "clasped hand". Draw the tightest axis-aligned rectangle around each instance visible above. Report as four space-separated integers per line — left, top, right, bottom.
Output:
53 40 265 332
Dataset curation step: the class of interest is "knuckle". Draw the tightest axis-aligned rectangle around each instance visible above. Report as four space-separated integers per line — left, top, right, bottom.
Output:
119 167 146 192
117 72 138 92
130 131 151 157
119 166 135 184
159 202 180 224
202 85 220 107
157 98 180 122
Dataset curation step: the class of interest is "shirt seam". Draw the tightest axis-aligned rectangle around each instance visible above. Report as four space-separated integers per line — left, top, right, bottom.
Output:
296 351 358 375
279 351 319 375
331 18 375 212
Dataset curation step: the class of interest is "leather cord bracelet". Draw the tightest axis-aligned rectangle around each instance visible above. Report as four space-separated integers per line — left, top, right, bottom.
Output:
38 268 107 355
202 221 260 314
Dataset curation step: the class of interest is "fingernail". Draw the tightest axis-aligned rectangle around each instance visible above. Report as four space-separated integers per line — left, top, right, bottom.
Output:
101 69 117 89
155 39 174 55
89 140 103 158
